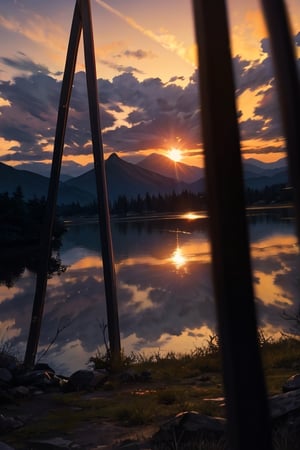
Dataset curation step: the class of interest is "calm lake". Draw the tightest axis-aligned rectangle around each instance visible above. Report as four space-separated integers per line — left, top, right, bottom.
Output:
1 208 299 375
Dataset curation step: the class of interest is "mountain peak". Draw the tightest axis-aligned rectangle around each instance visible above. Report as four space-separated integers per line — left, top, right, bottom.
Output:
137 152 204 183
108 152 120 161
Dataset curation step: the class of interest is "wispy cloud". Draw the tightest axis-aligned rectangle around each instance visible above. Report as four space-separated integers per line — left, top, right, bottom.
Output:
99 59 144 75
122 49 156 60
0 12 66 54
94 0 194 66
0 53 50 75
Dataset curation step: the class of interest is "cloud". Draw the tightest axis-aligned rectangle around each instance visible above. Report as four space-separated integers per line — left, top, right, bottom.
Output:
122 49 156 60
0 53 50 76
0 34 299 174
99 59 144 75
0 10 67 54
233 54 274 96
168 75 185 84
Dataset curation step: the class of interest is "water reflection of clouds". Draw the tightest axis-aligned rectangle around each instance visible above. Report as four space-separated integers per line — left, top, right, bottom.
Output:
0 284 23 304
0 215 299 374
120 283 156 312
254 272 294 306
251 231 300 338
0 319 21 340
70 255 102 270
118 258 216 347
251 233 299 306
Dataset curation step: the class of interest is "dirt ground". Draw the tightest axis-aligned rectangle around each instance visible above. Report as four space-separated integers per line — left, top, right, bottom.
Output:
2 390 159 449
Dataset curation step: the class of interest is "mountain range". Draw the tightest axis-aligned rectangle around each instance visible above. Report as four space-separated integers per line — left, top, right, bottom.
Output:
0 153 288 206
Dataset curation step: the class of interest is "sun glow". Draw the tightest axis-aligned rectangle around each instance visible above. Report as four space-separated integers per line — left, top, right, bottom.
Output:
171 247 186 269
167 148 182 162
182 212 207 220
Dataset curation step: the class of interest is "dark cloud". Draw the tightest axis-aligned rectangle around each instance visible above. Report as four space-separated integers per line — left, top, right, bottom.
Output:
253 89 284 139
239 117 266 140
0 53 50 76
99 59 144 75
0 38 299 174
241 144 286 156
97 71 201 152
122 49 156 60
233 54 275 96
168 75 185 83
260 38 271 55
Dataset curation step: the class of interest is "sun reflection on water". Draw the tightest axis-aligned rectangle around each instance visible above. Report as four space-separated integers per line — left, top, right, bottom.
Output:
182 212 207 220
171 246 186 269
170 228 188 271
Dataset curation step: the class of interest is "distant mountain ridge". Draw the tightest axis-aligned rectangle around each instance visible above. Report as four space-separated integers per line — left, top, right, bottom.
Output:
137 153 204 183
65 153 192 202
242 157 288 189
0 162 94 205
136 153 288 189
0 153 288 206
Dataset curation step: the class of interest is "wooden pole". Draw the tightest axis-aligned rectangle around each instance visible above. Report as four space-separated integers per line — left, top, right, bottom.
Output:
192 1 273 449
23 2 82 368
79 0 121 368
260 0 300 243
24 0 121 369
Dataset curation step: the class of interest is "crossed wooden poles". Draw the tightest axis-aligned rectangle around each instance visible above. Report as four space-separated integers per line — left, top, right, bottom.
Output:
23 1 299 450
24 0 121 370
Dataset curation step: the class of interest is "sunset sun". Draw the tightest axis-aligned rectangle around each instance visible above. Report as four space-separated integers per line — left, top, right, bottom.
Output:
167 148 182 162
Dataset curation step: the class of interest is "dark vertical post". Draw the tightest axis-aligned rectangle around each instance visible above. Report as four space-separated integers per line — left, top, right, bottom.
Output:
79 0 121 368
23 2 82 368
192 1 273 449
260 0 300 243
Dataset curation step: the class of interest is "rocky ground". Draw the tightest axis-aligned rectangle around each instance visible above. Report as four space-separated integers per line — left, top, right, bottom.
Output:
2 390 158 449
1 352 300 450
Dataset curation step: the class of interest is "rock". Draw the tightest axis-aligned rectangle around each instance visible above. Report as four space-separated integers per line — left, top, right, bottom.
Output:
14 370 53 388
0 388 16 404
0 353 19 372
114 439 145 449
0 368 12 384
119 369 151 383
33 363 55 374
10 385 30 398
28 437 77 449
64 370 93 392
89 369 108 388
282 374 300 392
0 442 16 450
0 414 23 433
152 411 226 446
120 369 138 383
64 369 108 392
269 387 300 418
139 370 152 382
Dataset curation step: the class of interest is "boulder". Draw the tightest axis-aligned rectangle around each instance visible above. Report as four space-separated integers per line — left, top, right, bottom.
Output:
0 368 12 384
0 414 23 433
152 411 226 447
64 369 108 392
0 353 19 372
269 388 300 418
0 442 16 450
282 374 300 392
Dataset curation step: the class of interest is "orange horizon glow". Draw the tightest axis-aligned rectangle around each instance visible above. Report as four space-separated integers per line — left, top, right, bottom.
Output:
167 148 183 162
4 146 287 174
